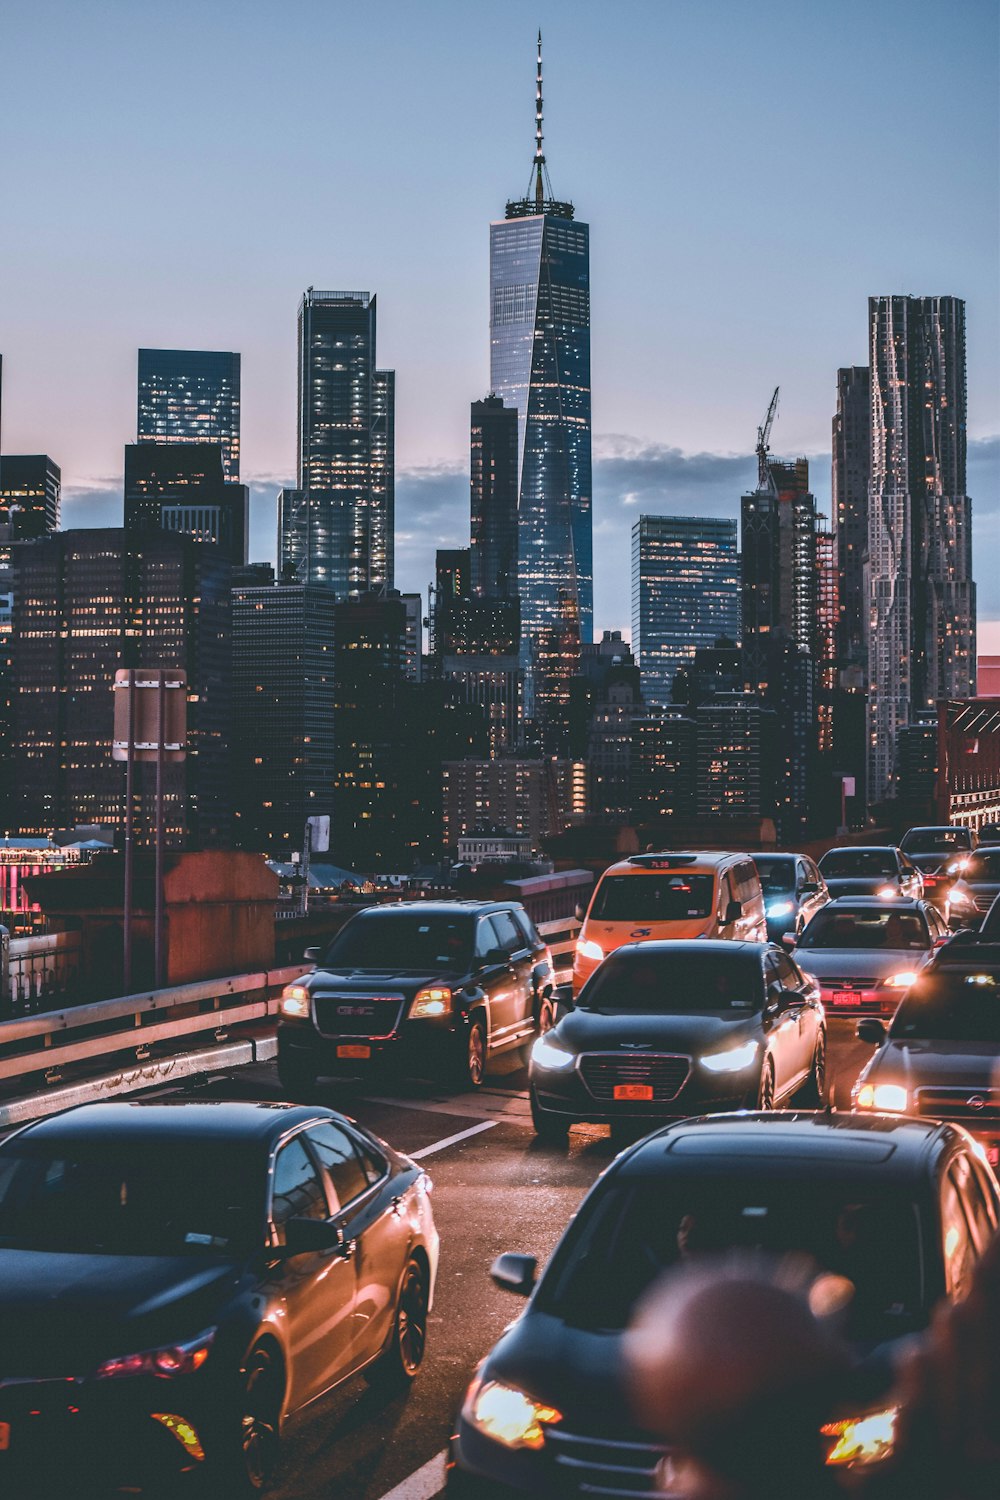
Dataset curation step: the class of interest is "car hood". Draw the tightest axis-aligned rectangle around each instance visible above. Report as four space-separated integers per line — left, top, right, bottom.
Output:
484 1308 636 1429
0 1250 243 1378
557 1007 755 1054
306 968 458 992
794 949 929 981
875 1041 1000 1092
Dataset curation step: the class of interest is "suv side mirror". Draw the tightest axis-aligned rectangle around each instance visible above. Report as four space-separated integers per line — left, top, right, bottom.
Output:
800 881 819 895
491 1252 538 1296
483 947 510 968
725 899 743 924
574 903 586 924
781 932 797 950
283 1217 346 1256
304 946 321 963
857 1018 887 1047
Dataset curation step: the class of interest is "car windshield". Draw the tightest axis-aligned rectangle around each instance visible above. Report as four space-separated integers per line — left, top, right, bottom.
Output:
539 1175 925 1341
577 949 762 1013
820 850 898 878
0 1139 265 1256
891 973 1000 1042
322 913 474 971
900 829 973 854
960 851 1000 883
797 908 929 951
753 858 796 894
589 874 715 922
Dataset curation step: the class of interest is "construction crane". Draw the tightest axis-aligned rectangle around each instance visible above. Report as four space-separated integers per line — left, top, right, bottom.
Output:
756 386 780 489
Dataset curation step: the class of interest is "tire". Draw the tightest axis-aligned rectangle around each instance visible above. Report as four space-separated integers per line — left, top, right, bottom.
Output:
535 993 556 1034
457 1016 487 1089
365 1256 429 1392
797 1031 827 1106
530 1087 569 1145
757 1056 776 1111
206 1343 284 1497
276 1048 317 1097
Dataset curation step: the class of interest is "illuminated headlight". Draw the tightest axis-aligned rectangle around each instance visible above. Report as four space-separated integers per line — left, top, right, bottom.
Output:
766 900 794 918
280 985 311 1018
876 885 899 900
855 1082 908 1112
949 887 973 905
410 987 453 1018
821 1406 898 1468
464 1377 561 1450
531 1034 575 1071
701 1039 760 1073
948 857 970 873
880 971 919 990
575 937 604 963
96 1329 215 1380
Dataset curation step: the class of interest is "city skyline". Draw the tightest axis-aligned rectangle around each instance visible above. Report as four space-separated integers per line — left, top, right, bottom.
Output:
0 1 996 637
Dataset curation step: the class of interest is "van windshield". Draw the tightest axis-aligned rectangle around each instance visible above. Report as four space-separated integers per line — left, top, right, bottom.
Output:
589 874 715 922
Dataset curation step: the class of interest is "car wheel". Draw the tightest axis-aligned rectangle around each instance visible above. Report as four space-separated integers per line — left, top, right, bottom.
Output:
208 1343 284 1497
460 1017 487 1089
798 1032 827 1106
276 1049 317 1097
530 1086 569 1145
757 1056 775 1110
365 1256 429 1392
535 993 556 1034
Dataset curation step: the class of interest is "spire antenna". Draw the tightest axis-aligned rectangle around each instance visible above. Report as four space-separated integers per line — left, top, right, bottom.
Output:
534 29 545 209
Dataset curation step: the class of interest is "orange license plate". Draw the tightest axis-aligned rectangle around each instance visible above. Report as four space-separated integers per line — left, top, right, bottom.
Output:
0 1422 10 1452
337 1044 371 1060
614 1083 654 1101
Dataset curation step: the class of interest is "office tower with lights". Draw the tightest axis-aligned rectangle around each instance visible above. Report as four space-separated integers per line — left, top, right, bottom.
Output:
279 291 394 598
832 366 871 672
470 395 519 601
137 349 241 482
124 442 248 566
0 456 61 556
868 296 975 804
631 515 740 707
489 36 591 736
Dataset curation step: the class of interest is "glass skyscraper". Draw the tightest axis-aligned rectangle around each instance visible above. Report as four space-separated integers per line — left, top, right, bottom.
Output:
137 349 241 482
631 515 740 706
279 290 394 598
489 37 591 733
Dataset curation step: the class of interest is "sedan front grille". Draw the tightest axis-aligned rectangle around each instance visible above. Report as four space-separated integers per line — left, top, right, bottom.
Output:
312 994 405 1039
915 1087 1000 1121
578 1053 690 1102
819 977 879 990
546 1427 681 1498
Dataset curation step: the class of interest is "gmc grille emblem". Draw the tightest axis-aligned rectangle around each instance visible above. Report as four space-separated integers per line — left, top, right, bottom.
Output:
337 1005 373 1016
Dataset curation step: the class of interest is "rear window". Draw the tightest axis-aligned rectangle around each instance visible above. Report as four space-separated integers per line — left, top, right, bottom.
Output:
590 873 715 922
820 850 898 878
577 948 762 1013
797 908 930 951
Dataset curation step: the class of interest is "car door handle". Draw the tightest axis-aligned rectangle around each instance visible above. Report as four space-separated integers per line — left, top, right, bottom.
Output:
391 1195 404 1216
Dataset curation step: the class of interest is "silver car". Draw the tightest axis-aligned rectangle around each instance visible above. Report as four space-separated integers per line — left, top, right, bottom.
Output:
790 897 949 1019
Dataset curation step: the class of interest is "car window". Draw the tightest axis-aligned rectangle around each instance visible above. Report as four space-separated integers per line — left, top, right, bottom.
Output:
322 912 474 972
589 873 716 922
578 948 764 1014
355 1138 389 1186
272 1137 328 1236
941 1170 976 1299
511 908 541 949
797 908 930 951
890 973 1000 1042
819 850 898 878
734 862 759 903
305 1122 371 1211
753 858 796 894
962 851 1000 882
490 910 526 955
774 952 800 988
949 1157 995 1256
475 916 502 959
972 1161 1000 1232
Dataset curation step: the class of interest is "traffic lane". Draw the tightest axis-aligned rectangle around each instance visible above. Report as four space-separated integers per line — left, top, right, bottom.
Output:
269 1117 604 1500
826 1018 875 1108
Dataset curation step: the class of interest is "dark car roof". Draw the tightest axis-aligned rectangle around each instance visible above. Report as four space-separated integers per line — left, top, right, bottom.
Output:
7 1101 344 1148
820 846 899 857
752 852 798 863
606 939 770 961
617 1110 949 1179
346 900 524 919
823 896 926 910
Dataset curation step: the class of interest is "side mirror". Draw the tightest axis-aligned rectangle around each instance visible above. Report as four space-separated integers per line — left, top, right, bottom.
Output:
283 1217 345 1256
483 947 510 968
725 899 743 924
857 1018 887 1047
574 903 586 924
781 932 797 950
304 946 321 963
491 1251 538 1296
800 881 819 895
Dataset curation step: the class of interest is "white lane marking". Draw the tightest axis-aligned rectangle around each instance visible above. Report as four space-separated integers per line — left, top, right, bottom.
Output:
368 1089 529 1121
374 1448 447 1500
410 1119 499 1159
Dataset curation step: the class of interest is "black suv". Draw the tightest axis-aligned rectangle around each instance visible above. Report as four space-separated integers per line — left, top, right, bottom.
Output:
277 901 555 1092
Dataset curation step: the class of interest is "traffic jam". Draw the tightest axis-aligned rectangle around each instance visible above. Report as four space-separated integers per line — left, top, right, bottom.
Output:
2 827 1000 1498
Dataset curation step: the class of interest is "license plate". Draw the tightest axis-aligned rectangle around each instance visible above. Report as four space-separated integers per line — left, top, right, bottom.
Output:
0 1422 9 1452
832 991 858 1007
337 1044 371 1060
614 1083 654 1101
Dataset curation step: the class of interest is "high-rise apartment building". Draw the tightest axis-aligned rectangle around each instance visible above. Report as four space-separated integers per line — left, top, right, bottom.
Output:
696 692 778 820
868 295 975 803
490 37 592 730
279 291 394 598
831 366 870 672
124 442 249 565
0 455 61 556
631 515 740 706
137 349 241 481
470 395 519 601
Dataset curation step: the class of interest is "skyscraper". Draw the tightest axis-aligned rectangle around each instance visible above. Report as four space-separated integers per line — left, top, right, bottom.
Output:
831 366 871 672
868 296 975 803
137 349 241 482
0 455 61 554
631 515 740 707
470 395 518 601
124 442 248 565
279 290 394 598
490 36 592 732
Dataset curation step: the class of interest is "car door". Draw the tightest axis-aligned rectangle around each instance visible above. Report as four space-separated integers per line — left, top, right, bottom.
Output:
268 1132 358 1410
785 950 821 1070
763 952 801 1094
474 915 518 1048
488 908 536 1043
305 1121 410 1373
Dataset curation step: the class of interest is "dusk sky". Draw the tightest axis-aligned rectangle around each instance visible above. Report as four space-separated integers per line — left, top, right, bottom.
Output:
1 0 997 637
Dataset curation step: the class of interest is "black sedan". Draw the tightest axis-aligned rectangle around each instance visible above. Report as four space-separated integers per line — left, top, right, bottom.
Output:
899 825 976 917
448 1112 1000 1497
752 851 830 942
818 845 923 901
0 1101 438 1495
528 940 826 1143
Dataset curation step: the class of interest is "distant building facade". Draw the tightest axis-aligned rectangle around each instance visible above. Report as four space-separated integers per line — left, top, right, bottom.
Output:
831 366 870 672
442 757 586 854
696 692 778 819
124 442 248 565
137 348 241 481
0 455 61 554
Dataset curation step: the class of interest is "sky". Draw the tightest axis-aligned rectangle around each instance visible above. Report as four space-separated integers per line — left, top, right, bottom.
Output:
1 0 997 639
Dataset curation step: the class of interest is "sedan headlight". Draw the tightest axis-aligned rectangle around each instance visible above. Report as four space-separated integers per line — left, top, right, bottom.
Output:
880 970 919 990
464 1377 562 1450
410 987 453 1018
700 1039 760 1073
855 1082 908 1112
821 1406 898 1468
96 1328 215 1380
766 900 794 918
876 885 899 900
576 937 604 963
280 985 311 1018
531 1034 575 1071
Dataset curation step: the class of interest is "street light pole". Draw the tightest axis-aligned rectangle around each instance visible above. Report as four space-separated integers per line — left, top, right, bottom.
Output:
123 669 135 994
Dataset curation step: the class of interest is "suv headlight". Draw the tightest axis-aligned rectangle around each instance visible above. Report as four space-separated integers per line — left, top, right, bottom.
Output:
765 900 794 918
463 1377 562 1450
821 1406 898 1468
410 987 453 1018
280 985 311 1018
96 1329 216 1380
855 1082 908 1111
531 1034 575 1071
700 1039 760 1073
575 937 603 963
880 971 919 990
